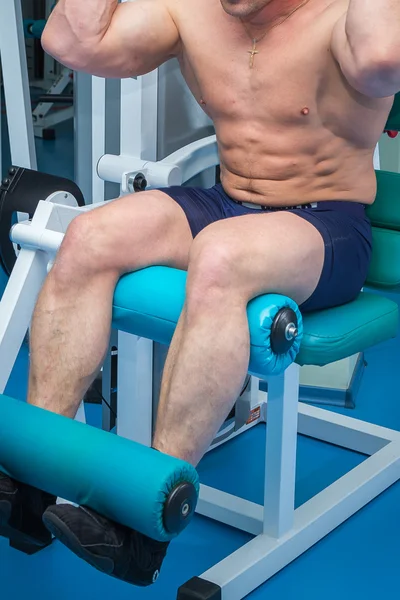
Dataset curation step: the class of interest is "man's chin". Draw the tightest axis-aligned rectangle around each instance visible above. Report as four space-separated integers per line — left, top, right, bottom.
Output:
220 0 265 19
220 0 254 18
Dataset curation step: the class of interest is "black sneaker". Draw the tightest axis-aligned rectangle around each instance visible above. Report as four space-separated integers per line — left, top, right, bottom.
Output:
0 471 54 552
43 504 169 586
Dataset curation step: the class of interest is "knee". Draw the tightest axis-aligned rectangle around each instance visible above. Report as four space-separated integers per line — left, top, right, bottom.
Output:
52 213 114 285
187 233 240 309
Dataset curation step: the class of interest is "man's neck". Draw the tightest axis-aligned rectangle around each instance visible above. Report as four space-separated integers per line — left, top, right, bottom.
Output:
242 0 309 29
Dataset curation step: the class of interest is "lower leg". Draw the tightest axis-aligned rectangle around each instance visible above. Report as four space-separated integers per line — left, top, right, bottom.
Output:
153 293 250 466
38 289 250 582
28 192 192 418
28 268 118 417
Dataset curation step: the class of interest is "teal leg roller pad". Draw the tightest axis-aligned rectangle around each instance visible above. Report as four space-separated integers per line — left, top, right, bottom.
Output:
112 267 303 378
247 294 302 376
0 396 199 542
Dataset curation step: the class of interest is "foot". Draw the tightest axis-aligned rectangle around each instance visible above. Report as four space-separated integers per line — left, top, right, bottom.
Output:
43 504 169 586
0 471 54 549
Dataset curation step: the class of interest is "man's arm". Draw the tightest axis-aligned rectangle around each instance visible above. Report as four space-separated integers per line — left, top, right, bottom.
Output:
42 0 181 78
331 2 400 98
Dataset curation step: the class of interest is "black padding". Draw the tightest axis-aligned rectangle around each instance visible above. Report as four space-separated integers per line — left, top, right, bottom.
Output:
177 577 222 599
0 167 84 275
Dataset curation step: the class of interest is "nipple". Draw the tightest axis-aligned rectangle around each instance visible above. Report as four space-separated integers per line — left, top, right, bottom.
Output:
200 98 207 106
301 107 310 116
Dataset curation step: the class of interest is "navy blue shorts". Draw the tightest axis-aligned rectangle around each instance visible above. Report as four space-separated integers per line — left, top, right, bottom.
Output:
160 184 373 312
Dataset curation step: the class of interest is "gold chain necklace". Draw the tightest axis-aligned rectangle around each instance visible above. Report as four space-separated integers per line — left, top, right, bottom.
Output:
241 0 311 69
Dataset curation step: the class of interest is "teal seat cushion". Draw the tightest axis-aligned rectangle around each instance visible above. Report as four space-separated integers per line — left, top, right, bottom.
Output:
297 292 398 366
112 267 398 372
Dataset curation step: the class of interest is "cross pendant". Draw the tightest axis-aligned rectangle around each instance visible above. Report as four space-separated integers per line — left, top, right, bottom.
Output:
247 39 259 69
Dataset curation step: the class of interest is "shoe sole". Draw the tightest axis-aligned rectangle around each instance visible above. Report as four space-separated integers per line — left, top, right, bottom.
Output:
43 512 115 575
0 499 51 552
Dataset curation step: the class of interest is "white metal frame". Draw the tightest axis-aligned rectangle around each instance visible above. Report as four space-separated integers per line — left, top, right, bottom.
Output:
0 0 37 171
0 172 399 598
194 373 400 599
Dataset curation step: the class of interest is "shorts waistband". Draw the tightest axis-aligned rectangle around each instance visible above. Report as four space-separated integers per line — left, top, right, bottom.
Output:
235 200 317 210
234 199 366 215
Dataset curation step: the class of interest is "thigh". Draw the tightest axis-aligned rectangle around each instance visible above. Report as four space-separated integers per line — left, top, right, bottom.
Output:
191 211 325 307
74 190 194 273
79 185 226 274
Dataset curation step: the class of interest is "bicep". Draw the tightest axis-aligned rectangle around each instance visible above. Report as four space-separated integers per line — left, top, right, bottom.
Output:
90 0 181 78
331 14 365 92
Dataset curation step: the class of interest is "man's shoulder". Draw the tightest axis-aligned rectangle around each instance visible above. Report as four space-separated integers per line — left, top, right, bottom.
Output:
163 0 206 22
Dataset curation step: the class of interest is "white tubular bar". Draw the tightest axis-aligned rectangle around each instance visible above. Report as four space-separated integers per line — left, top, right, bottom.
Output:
202 440 400 600
116 332 153 446
0 249 48 394
97 155 182 191
298 401 399 454
11 223 64 254
92 76 107 202
197 485 263 536
161 134 218 183
0 0 37 170
97 135 219 189
263 364 300 538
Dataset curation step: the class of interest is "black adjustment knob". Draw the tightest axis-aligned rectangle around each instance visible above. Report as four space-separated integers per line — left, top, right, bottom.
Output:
1 178 10 188
270 307 298 355
133 173 148 192
163 482 197 535
8 167 16 177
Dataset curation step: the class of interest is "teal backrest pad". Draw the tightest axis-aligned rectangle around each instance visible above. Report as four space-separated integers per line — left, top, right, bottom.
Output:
385 93 400 131
366 227 400 289
365 171 400 288
367 170 400 230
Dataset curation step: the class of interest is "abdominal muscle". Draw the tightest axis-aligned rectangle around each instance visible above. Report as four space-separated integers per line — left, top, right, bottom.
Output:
216 118 378 206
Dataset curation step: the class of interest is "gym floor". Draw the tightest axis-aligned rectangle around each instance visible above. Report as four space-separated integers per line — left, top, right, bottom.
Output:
1 114 400 599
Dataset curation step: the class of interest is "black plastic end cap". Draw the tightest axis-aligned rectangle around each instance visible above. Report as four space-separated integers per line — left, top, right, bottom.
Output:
270 307 298 355
164 482 197 535
177 577 222 600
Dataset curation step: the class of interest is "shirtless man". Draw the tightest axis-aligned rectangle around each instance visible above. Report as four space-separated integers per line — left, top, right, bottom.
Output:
0 0 398 587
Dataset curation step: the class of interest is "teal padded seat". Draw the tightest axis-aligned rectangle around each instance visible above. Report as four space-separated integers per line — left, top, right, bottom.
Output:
112 170 400 375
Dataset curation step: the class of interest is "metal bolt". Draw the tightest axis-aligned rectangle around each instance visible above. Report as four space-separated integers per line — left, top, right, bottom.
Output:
127 173 148 193
1 178 10 188
285 323 298 341
8 168 16 177
181 502 190 518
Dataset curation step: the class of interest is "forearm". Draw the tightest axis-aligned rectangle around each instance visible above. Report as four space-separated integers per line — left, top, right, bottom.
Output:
42 0 118 66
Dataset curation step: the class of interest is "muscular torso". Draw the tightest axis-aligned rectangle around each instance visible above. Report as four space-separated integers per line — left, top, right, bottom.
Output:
169 0 393 205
